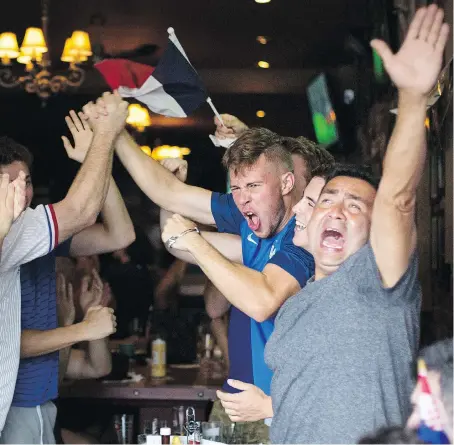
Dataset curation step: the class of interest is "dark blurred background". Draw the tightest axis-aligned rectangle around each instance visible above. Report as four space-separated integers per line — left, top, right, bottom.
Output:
0 0 452 342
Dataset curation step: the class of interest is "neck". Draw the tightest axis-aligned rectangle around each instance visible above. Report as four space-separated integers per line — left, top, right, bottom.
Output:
274 192 300 234
314 264 338 281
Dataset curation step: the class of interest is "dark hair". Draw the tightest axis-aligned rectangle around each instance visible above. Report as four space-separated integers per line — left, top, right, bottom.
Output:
0 136 34 171
282 136 335 183
324 163 380 190
358 426 425 444
222 128 293 174
295 136 335 179
312 162 336 180
421 338 453 422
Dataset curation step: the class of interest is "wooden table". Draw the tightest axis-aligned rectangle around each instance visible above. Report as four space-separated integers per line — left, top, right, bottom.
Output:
59 365 223 437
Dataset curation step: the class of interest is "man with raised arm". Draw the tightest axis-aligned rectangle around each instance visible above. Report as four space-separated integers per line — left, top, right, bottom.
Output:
264 5 450 443
0 91 128 438
114 127 316 442
1 107 135 444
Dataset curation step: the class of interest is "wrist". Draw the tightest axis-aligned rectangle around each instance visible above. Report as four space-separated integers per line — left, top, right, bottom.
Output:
183 230 203 251
92 129 117 142
265 395 274 418
398 90 427 109
73 320 93 342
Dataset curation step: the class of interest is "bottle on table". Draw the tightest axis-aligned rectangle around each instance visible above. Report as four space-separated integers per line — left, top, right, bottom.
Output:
160 427 171 445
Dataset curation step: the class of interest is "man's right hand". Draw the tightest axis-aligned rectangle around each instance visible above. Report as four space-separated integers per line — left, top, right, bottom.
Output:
62 110 93 164
160 158 188 183
0 172 26 239
214 114 248 140
82 91 129 138
82 305 117 340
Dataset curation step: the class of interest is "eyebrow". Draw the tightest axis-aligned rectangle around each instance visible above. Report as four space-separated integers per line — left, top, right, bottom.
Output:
306 196 316 204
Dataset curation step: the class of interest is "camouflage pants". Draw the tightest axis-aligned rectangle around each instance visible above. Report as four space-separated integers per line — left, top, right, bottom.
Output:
209 400 270 444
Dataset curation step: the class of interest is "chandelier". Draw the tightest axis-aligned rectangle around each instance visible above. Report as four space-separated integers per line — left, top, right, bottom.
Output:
0 0 92 99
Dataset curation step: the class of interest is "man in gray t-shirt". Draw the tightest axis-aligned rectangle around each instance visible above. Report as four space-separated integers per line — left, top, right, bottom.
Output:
265 5 449 444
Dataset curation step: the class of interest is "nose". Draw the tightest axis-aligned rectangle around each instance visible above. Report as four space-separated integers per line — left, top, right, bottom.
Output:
237 188 251 206
327 202 346 220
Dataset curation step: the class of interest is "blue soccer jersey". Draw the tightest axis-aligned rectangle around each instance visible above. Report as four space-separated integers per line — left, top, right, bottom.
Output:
211 192 314 395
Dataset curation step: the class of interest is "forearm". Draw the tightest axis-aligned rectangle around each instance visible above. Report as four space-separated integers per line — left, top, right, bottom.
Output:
56 132 116 240
204 282 231 319
185 234 276 322
59 347 71 384
116 131 214 224
264 395 273 418
116 131 185 210
100 178 135 246
381 92 427 202
86 338 112 378
210 317 229 369
21 324 89 358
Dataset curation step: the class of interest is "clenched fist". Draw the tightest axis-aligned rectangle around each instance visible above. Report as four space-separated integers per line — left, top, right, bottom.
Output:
82 305 117 341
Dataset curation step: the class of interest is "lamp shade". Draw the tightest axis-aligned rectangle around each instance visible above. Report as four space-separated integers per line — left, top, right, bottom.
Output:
70 31 92 57
0 33 19 58
20 27 48 54
61 38 88 63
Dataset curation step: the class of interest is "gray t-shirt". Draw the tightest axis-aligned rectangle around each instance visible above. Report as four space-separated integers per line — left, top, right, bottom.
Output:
265 242 421 444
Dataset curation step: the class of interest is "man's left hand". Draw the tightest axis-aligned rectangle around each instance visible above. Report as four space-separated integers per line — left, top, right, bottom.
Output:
371 5 449 97
216 379 272 422
161 214 199 251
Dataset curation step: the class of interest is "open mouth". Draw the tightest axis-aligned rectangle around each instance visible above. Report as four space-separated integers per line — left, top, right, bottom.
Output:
320 228 345 251
244 212 260 231
295 220 306 232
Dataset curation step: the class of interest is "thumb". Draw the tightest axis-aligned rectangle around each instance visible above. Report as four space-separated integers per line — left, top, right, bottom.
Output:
61 136 73 156
370 39 394 66
227 379 252 391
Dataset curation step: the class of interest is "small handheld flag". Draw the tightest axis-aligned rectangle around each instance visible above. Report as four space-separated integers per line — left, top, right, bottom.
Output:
416 359 450 444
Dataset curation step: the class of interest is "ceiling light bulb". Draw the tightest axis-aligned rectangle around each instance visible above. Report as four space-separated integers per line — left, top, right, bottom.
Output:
255 0 271 3
257 36 268 45
256 110 266 118
257 60 270 69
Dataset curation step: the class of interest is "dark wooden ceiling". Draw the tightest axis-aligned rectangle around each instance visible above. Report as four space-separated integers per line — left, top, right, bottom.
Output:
1 0 371 70
0 0 374 194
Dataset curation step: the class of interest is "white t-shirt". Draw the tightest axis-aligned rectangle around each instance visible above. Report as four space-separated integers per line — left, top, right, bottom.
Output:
0 204 58 431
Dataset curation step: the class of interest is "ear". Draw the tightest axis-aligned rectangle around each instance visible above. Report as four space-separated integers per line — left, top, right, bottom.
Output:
281 171 295 196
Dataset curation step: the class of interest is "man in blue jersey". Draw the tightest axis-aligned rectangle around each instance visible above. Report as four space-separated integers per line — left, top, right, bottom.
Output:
0 106 135 444
110 127 319 442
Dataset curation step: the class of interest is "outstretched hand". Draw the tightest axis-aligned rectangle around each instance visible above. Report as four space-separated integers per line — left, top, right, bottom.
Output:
371 5 449 96
62 110 94 164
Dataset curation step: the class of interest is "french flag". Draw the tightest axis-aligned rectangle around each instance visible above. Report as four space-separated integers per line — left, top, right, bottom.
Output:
416 359 450 444
94 28 207 118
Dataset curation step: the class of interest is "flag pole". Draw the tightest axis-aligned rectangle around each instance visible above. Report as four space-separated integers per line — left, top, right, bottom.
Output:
206 97 225 126
167 27 225 127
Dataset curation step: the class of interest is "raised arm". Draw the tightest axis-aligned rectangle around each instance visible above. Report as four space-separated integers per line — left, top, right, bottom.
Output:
53 92 128 243
162 215 309 322
370 5 449 287
115 129 214 225
61 111 136 256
